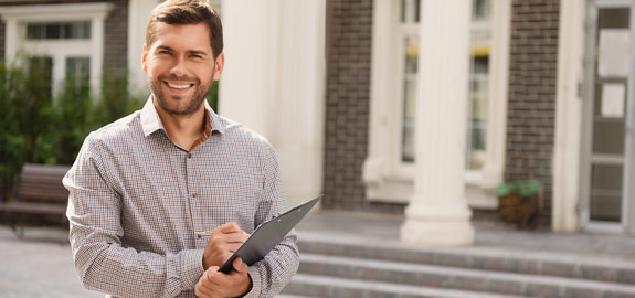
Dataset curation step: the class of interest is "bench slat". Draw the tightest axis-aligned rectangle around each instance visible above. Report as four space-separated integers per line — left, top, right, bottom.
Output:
0 201 67 215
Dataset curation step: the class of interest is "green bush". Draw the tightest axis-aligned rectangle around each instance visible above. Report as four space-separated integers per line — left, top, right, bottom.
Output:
0 60 221 199
0 61 56 199
0 63 144 198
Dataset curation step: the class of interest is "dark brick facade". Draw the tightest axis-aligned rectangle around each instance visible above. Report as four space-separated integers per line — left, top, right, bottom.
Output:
323 0 403 213
104 0 128 77
506 0 560 217
0 0 128 79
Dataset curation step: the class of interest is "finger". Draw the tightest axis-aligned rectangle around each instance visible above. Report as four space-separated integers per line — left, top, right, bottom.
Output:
195 279 213 297
205 266 220 283
213 222 242 234
206 269 228 287
213 232 248 243
217 242 243 253
233 257 248 274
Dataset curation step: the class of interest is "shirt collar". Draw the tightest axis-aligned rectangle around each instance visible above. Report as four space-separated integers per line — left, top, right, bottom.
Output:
139 95 225 137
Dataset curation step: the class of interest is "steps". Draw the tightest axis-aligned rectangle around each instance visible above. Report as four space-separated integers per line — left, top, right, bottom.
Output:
281 232 635 298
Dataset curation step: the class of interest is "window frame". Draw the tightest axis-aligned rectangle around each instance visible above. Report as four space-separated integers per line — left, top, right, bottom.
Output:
0 2 113 98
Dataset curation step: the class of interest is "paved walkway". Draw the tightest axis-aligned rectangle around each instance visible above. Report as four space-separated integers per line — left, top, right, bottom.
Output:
1 210 634 297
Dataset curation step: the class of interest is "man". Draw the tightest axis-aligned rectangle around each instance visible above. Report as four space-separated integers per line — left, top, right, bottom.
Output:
63 1 299 297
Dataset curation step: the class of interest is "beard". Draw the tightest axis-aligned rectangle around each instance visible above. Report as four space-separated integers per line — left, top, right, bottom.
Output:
150 73 211 116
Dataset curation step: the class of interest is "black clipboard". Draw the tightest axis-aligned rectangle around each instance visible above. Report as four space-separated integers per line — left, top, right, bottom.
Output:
218 195 321 274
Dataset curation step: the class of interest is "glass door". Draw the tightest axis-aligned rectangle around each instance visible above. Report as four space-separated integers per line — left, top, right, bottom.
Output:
582 1 635 232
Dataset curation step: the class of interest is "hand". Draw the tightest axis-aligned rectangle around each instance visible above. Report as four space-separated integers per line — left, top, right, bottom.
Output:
195 257 252 298
202 222 249 269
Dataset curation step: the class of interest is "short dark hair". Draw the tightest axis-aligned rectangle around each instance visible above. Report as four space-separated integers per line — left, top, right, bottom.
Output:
146 0 223 59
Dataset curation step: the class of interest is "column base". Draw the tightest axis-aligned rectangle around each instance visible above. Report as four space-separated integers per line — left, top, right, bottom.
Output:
400 202 475 245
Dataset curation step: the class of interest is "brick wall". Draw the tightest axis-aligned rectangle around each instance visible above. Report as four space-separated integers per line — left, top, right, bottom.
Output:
104 0 128 77
506 0 560 218
323 0 404 213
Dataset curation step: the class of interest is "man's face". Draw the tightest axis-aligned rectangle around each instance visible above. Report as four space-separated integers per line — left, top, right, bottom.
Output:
142 22 223 116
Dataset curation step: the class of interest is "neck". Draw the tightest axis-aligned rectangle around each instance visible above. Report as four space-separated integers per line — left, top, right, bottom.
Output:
153 98 205 151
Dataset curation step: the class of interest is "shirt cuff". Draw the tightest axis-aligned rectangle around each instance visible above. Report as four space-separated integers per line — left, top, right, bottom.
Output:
179 248 205 291
242 265 263 298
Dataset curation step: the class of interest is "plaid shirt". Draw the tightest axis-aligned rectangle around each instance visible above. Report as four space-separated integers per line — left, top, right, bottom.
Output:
64 97 299 298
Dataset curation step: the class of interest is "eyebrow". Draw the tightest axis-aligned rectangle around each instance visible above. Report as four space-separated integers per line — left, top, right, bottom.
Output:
155 45 208 57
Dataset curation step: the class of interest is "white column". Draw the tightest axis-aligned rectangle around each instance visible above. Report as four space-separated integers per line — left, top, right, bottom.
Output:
4 19 18 62
220 0 279 137
220 0 325 206
552 0 584 232
401 0 474 245
272 0 325 205
91 16 105 97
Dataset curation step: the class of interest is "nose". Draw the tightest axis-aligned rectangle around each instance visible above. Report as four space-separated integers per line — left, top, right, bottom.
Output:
169 56 187 77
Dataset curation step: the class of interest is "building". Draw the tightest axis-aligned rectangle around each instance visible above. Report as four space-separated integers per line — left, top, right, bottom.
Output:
1 0 633 239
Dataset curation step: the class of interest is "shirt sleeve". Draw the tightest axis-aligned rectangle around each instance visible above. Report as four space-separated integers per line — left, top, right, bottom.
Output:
64 136 204 298
243 142 300 298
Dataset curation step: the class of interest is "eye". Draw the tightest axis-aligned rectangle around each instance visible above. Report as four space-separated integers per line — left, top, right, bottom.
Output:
157 50 172 55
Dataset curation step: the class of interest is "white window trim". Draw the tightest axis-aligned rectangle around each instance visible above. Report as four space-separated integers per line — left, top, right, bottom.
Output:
0 2 114 97
363 0 510 208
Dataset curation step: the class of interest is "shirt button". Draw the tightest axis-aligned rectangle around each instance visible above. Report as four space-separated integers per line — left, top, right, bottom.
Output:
192 192 198 199
187 152 192 159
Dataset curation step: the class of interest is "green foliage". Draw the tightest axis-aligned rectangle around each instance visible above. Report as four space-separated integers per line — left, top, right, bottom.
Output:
496 180 541 198
0 60 221 198
209 80 219 112
0 62 145 198
0 61 57 198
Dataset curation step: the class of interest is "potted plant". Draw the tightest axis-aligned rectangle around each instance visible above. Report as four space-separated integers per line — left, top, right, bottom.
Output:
496 179 542 230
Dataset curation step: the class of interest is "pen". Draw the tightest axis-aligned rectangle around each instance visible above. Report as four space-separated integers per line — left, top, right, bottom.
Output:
194 231 213 238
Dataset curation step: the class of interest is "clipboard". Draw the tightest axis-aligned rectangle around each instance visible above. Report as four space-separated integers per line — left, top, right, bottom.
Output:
218 195 321 274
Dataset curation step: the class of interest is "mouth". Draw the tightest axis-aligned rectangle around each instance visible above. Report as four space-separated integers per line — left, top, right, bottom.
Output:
163 81 195 90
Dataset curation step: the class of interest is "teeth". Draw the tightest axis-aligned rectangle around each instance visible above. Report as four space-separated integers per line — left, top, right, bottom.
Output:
166 82 192 89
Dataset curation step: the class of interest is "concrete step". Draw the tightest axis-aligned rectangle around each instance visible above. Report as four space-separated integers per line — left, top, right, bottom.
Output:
282 274 527 298
297 232 635 285
298 253 635 298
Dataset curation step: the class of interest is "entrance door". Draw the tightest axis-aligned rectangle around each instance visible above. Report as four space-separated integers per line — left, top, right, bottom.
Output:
582 1 635 233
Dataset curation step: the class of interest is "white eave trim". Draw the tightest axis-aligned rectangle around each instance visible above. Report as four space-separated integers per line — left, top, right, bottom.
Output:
0 2 114 22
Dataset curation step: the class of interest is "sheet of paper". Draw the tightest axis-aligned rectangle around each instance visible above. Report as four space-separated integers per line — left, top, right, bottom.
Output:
601 83 625 118
599 30 631 77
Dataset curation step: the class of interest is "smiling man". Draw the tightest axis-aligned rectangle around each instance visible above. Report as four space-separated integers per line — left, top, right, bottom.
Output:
63 1 299 297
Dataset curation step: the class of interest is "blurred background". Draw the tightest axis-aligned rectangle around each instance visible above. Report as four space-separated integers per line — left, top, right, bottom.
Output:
1 0 635 297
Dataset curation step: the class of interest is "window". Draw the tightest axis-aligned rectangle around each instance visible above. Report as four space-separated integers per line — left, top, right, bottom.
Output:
0 3 113 98
28 56 53 99
472 0 491 21
27 21 91 40
65 56 91 97
400 0 420 163
467 55 489 170
466 0 493 171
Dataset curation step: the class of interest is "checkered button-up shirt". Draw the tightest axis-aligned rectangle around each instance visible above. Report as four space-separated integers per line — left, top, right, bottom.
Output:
64 98 299 298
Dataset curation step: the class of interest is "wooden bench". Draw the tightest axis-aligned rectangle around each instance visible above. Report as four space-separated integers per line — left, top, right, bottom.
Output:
0 163 71 237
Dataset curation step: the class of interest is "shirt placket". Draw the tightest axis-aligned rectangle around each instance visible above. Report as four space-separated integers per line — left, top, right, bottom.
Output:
185 148 207 249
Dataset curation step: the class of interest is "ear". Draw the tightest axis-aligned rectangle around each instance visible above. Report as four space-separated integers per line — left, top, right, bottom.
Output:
141 43 149 73
212 52 224 81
